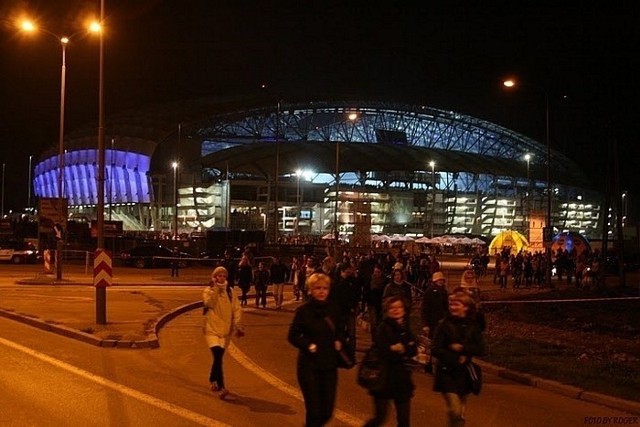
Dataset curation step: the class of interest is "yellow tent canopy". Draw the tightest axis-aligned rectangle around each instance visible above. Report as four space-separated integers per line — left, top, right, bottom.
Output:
489 230 530 255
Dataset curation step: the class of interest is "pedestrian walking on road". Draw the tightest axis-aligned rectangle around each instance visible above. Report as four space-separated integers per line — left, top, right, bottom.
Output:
270 256 289 309
421 270 449 373
432 291 485 427
364 295 417 427
366 264 388 339
236 255 253 306
382 269 413 315
288 272 345 427
170 247 180 277
203 266 245 401
329 263 359 360
253 261 270 308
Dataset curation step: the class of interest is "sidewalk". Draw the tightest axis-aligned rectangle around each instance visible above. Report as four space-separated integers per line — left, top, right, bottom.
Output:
1 269 210 348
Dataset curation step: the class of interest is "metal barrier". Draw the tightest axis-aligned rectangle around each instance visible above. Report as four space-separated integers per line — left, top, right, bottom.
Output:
152 255 275 266
59 250 94 275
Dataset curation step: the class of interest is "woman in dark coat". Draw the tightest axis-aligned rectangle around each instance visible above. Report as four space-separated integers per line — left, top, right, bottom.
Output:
288 273 346 427
431 291 485 427
236 255 253 306
364 295 417 427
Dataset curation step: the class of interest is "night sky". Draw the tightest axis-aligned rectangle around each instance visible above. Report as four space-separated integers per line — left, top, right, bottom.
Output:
1 1 637 219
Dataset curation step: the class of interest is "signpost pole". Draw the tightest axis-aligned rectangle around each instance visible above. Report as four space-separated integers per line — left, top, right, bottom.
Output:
55 229 63 280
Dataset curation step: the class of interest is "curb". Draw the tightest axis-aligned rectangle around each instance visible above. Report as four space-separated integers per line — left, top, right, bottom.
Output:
358 318 640 416
0 301 204 350
473 361 640 415
15 280 207 287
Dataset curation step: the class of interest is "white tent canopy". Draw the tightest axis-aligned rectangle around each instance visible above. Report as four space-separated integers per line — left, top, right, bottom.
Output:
414 235 486 245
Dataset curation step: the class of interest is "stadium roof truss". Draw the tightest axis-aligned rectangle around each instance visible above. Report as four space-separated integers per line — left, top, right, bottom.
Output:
197 101 591 192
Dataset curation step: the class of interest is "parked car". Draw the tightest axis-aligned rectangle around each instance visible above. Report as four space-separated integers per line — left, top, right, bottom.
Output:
0 241 39 264
119 245 191 269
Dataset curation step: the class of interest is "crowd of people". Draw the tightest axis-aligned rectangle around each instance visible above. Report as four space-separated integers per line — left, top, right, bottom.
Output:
201 248 486 426
482 246 607 290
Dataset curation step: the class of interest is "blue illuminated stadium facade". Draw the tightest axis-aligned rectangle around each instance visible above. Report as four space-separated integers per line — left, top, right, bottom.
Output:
34 149 151 205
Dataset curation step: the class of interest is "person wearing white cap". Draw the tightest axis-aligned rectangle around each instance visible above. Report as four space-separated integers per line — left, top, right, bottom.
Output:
421 271 449 374
203 266 245 400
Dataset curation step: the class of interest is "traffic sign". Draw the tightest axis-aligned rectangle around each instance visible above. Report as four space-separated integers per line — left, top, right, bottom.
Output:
93 249 113 288
38 198 68 234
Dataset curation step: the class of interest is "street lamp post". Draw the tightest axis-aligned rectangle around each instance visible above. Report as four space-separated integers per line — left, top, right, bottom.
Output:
21 19 100 281
28 155 33 210
504 79 552 287
332 112 358 256
429 161 436 238
20 20 99 203
334 140 340 257
95 0 107 324
109 138 114 221
295 169 301 235
1 163 5 217
524 153 531 227
172 161 179 240
273 100 281 244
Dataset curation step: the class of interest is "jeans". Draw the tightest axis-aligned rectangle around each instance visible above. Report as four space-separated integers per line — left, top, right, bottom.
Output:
273 282 285 307
443 392 468 427
255 286 267 307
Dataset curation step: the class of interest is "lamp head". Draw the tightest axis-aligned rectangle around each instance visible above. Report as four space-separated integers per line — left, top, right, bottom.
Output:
21 20 36 32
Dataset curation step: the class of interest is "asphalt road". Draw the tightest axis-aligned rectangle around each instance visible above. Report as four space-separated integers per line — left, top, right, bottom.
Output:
1 303 636 425
1 261 637 426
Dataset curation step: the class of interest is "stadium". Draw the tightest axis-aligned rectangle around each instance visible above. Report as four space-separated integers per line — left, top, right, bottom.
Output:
32 99 602 247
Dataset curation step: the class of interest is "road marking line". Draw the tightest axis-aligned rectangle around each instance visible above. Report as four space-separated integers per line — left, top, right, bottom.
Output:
228 310 364 426
0 337 228 427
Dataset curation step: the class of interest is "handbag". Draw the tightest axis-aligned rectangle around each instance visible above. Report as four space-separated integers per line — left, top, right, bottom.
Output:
357 346 387 392
323 316 355 369
465 361 482 395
